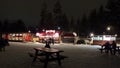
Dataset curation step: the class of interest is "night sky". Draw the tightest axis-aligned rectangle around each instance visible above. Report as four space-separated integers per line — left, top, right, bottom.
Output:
0 0 108 26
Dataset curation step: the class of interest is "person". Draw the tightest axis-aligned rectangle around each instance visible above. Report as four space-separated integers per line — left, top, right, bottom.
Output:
51 38 54 45
103 41 112 54
0 38 8 51
111 41 117 55
44 39 51 48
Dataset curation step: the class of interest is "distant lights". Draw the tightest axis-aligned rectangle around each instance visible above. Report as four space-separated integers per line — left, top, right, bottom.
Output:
73 32 77 36
36 32 40 36
107 26 111 31
42 29 45 32
29 30 30 32
90 33 94 37
115 34 117 37
57 27 61 30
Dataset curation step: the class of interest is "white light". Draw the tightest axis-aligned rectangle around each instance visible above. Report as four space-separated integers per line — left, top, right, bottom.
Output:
107 27 110 31
90 33 94 37
103 35 110 41
36 33 40 36
28 30 31 33
46 30 55 33
42 29 45 31
53 33 59 37
58 27 60 30
115 34 117 37
12 34 15 36
20 34 22 36
73 32 77 36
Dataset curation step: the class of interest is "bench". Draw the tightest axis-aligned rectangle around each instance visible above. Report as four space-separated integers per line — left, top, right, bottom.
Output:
28 52 68 63
30 47 68 68
98 46 120 54
98 48 106 53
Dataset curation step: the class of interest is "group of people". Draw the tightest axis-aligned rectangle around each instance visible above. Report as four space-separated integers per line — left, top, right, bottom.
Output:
102 41 117 55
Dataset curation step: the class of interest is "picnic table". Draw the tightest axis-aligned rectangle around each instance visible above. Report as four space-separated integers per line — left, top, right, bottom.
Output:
98 45 120 54
31 47 66 68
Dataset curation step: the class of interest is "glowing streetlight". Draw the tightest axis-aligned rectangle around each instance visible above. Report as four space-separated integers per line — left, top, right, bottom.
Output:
28 30 31 33
115 34 117 37
106 26 111 35
57 27 61 30
90 33 94 37
42 29 45 32
107 27 111 31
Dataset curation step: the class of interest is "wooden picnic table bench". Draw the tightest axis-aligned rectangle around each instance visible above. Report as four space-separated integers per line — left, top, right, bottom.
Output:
98 45 120 54
29 47 67 68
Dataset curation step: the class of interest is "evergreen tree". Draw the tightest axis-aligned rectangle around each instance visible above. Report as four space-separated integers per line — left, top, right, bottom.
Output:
2 19 9 33
62 13 69 31
76 17 80 35
53 0 62 14
80 14 88 36
69 16 75 32
105 0 120 34
96 5 107 34
0 20 2 38
39 1 48 30
16 20 27 32
0 20 2 32
46 12 54 29
53 0 63 30
88 9 97 33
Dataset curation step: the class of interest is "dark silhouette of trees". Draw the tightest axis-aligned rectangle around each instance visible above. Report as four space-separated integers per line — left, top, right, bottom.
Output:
105 0 120 34
88 9 97 32
0 20 2 38
8 20 26 33
69 16 75 32
39 1 48 31
36 0 120 36
53 0 70 31
39 0 69 31
80 14 89 36
53 0 64 30
2 19 9 33
46 12 54 29
1 19 27 33
76 17 80 35
53 0 62 15
15 20 27 32
61 13 69 31
0 20 2 32
85 0 120 35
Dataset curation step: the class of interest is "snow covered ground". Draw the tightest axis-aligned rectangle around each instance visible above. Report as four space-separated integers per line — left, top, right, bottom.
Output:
0 42 120 68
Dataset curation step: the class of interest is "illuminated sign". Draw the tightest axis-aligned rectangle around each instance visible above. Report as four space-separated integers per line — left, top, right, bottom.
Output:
92 35 116 41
